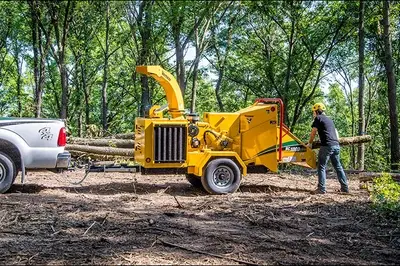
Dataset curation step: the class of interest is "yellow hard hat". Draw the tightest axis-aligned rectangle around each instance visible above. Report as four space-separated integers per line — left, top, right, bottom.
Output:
312 102 326 111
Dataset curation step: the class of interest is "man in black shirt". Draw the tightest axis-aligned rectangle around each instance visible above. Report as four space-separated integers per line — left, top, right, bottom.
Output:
307 102 349 194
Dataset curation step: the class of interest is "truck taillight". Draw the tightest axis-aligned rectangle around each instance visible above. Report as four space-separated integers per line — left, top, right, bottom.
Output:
58 127 67 146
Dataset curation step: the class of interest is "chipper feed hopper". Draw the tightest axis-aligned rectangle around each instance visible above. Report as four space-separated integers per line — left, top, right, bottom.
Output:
134 66 316 194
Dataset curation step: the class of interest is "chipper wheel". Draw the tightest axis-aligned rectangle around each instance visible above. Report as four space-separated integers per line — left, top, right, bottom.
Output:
201 158 241 194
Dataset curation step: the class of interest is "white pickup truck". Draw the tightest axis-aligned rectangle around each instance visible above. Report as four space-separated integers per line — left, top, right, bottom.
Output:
0 117 70 193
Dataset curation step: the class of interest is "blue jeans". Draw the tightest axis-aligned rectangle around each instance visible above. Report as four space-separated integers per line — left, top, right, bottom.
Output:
317 145 348 192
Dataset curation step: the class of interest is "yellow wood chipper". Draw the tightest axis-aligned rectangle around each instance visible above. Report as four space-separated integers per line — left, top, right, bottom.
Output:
134 65 316 194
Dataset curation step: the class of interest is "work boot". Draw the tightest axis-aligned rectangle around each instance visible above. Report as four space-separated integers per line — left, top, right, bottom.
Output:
310 189 326 195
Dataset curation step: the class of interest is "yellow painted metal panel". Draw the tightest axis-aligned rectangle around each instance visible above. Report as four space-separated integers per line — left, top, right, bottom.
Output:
134 118 147 165
238 104 278 133
239 104 279 172
202 113 240 153
278 127 316 169
134 117 188 168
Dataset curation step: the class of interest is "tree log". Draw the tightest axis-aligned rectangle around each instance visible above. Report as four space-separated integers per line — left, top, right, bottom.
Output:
360 175 400 183
67 137 134 148
68 150 133 161
66 144 134 157
105 132 135 139
348 171 400 183
312 135 372 149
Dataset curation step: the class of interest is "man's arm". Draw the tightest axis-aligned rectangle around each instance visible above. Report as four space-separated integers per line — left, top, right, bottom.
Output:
308 127 318 145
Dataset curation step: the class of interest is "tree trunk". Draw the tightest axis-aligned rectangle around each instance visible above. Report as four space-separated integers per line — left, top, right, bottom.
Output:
358 173 400 183
174 31 186 94
189 8 215 113
140 76 150 117
101 0 110 133
66 144 134 157
108 132 135 139
48 0 74 120
383 0 400 170
71 48 83 137
138 1 152 117
336 67 356 168
68 150 132 161
215 71 225 112
67 137 134 148
190 49 200 113
170 2 210 96
78 113 82 137
29 0 53 118
350 86 355 169
59 62 68 119
213 11 236 113
84 84 90 126
29 0 40 117
36 38 45 118
357 0 365 170
37 24 52 118
284 1 295 120
311 135 371 149
13 47 22 117
171 8 186 95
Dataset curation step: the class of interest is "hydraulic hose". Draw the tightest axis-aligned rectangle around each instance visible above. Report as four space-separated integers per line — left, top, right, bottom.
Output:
203 130 220 146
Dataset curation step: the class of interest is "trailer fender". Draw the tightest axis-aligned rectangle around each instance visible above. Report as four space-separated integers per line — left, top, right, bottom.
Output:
187 150 247 178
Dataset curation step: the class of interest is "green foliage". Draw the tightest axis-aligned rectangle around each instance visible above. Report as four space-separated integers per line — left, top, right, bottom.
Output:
371 173 400 217
185 78 218 116
0 0 398 173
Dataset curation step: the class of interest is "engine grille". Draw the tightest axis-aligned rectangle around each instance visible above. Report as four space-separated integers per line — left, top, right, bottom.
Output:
154 125 187 163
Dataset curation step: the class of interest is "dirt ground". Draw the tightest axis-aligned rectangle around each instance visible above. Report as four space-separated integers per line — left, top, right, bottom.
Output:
0 169 399 265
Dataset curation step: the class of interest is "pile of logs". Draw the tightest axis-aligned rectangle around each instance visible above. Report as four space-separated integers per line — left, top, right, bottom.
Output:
65 133 371 161
66 133 135 161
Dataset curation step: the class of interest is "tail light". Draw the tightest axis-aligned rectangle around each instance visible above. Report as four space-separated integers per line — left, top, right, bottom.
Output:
58 127 67 146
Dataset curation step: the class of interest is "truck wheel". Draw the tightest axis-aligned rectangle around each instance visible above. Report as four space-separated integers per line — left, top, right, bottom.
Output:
185 174 203 188
201 158 241 194
0 152 16 193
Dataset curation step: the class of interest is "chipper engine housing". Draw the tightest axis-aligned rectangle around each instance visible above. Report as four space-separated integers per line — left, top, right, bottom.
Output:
134 66 316 194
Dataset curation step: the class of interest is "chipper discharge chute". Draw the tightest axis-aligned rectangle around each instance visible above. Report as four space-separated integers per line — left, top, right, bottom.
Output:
134 65 316 194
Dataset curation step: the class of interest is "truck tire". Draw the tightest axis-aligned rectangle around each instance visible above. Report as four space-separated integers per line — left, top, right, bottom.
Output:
201 158 241 194
0 152 16 193
185 174 203 188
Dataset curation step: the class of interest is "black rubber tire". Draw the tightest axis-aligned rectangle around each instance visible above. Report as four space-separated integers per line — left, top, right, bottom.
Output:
185 174 203 188
0 152 16 194
201 158 241 194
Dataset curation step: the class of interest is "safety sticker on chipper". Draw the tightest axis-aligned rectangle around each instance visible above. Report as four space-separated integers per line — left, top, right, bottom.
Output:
284 146 306 152
282 156 297 163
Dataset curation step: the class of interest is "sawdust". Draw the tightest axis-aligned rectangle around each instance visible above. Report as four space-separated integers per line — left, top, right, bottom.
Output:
0 170 399 265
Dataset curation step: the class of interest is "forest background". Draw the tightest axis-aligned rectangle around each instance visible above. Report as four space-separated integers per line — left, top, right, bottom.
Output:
1 0 399 172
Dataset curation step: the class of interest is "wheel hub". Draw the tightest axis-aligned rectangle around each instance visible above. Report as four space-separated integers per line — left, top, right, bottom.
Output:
212 166 233 187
